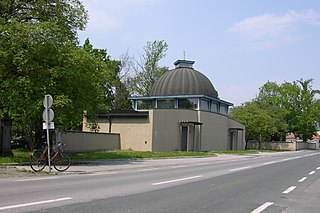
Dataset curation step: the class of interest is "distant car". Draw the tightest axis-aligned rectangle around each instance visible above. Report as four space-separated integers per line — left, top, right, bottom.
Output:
11 136 29 149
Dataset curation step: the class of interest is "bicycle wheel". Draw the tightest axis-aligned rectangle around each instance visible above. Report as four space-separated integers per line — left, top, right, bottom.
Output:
30 151 46 172
53 153 71 172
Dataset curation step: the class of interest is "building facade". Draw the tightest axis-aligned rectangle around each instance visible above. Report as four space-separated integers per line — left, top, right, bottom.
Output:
83 60 246 151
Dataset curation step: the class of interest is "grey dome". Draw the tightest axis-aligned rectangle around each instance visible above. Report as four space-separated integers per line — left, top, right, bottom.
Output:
150 60 218 98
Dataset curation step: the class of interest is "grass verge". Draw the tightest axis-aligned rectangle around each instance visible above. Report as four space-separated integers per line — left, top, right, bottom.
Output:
0 149 31 164
1 149 279 164
69 150 217 160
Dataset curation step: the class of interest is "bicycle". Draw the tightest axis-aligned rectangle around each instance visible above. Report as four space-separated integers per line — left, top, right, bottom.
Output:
30 142 71 172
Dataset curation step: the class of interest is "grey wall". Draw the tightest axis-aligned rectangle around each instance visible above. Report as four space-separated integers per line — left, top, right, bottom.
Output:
62 131 120 152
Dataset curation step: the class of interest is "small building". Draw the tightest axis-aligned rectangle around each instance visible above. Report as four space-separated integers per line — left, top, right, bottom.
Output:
83 60 246 151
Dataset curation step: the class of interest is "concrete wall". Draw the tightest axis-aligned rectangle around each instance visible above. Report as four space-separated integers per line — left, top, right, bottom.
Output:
61 131 120 152
199 111 228 150
152 109 197 152
84 112 153 151
247 140 319 151
152 109 245 151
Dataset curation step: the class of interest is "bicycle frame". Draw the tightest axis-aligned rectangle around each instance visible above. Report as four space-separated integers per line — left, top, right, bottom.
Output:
35 142 63 160
30 142 71 172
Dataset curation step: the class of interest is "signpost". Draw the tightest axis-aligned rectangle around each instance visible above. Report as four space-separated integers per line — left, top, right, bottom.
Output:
43 94 54 173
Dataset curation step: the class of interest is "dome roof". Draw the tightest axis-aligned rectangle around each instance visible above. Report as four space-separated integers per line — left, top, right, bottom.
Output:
150 60 218 98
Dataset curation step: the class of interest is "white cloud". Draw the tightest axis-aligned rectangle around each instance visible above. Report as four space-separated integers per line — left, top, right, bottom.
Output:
229 10 320 50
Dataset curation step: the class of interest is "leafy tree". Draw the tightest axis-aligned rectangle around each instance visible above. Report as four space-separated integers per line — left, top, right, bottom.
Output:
82 39 132 111
0 0 87 43
229 102 283 144
126 40 169 96
256 79 320 141
0 0 119 148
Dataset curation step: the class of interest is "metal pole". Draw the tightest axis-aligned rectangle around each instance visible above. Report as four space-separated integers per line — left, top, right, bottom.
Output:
46 98 51 173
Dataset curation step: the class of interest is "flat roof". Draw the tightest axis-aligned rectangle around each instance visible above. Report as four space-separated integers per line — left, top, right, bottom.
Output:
128 95 233 106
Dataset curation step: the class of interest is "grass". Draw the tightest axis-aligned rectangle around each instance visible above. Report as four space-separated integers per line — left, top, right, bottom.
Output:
0 149 31 164
69 149 272 160
0 149 277 164
69 150 217 160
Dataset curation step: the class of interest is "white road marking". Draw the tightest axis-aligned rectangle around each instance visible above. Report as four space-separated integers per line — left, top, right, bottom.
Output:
88 171 119 176
0 197 72 211
170 165 187 168
193 163 210 166
138 168 160 172
251 202 274 213
16 177 59 182
229 166 251 172
298 177 307 183
317 167 320 170
263 161 277 165
282 186 296 194
309 171 316 175
280 158 293 162
152 175 202 186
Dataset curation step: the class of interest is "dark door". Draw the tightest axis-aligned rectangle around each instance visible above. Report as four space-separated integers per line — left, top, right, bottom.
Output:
230 131 234 150
181 126 188 151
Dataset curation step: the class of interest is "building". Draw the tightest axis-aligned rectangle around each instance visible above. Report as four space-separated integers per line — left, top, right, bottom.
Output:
83 60 246 151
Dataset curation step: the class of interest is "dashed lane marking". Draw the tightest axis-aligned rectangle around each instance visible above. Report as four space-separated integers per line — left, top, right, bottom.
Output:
88 171 119 176
0 197 72 211
263 161 277 165
229 166 251 172
138 168 160 172
152 175 202 186
309 171 316 175
282 186 296 194
16 177 59 182
298 177 307 183
251 202 274 213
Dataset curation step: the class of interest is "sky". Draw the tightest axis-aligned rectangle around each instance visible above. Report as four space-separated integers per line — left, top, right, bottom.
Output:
78 0 320 106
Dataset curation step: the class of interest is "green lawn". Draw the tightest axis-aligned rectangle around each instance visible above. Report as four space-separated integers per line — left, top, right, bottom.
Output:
69 150 217 160
0 149 32 164
0 149 272 164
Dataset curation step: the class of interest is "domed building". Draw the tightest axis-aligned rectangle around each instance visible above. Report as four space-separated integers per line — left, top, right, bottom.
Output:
83 60 245 151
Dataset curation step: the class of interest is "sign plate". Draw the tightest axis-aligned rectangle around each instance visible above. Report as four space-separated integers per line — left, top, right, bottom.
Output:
43 94 53 109
43 122 55 129
42 109 54 122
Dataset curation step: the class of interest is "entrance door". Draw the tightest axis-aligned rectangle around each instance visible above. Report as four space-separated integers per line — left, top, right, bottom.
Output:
181 126 188 151
230 131 234 150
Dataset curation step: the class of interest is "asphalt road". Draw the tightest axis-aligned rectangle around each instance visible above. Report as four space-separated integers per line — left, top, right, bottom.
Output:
1 150 320 213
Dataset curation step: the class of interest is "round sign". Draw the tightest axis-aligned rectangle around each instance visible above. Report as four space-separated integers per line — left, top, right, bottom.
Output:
42 109 54 122
43 94 53 108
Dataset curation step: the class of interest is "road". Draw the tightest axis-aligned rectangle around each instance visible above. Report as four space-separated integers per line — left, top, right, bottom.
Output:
1 150 320 213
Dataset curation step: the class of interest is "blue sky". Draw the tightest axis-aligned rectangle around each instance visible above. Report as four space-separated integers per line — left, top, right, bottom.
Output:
78 0 320 106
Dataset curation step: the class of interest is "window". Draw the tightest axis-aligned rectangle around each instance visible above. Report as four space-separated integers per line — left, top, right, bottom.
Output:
178 98 198 110
211 102 218 112
157 99 175 109
220 105 228 115
137 100 152 110
200 99 209 111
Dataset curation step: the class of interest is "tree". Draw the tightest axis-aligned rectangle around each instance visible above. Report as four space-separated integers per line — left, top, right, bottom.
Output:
126 40 169 96
256 79 320 141
0 0 118 148
229 102 284 145
82 40 132 111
